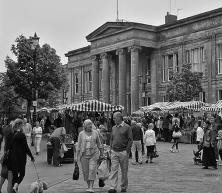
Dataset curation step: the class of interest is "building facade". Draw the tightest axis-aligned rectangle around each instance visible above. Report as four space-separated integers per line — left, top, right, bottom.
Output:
65 8 222 114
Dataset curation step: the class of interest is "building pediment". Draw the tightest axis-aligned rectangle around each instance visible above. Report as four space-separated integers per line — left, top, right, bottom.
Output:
86 22 156 42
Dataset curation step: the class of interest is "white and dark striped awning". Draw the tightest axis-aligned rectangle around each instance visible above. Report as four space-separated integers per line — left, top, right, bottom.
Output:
71 100 124 112
201 100 222 112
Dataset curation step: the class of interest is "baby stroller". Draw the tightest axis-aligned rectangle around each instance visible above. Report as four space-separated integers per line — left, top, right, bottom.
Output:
193 144 203 165
193 150 202 165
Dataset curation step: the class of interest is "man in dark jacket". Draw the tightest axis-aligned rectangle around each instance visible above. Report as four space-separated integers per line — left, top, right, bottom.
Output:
131 121 143 164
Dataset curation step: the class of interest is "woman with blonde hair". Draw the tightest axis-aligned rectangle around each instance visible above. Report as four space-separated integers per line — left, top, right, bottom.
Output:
76 119 103 193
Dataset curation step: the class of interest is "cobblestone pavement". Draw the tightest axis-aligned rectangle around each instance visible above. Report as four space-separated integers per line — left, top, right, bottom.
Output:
1 141 222 193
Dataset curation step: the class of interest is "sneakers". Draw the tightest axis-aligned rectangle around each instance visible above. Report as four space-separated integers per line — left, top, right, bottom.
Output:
169 149 174 153
12 183 18 193
108 189 117 193
121 188 127 192
86 188 94 193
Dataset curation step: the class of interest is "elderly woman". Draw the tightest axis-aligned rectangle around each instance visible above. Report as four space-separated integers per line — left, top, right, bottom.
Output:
202 120 217 169
76 119 103 193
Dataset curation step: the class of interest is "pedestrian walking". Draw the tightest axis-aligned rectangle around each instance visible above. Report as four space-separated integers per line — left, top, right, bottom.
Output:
49 122 66 167
217 126 222 165
75 119 103 193
0 120 14 193
108 112 133 193
22 118 32 147
131 120 143 164
170 122 182 153
33 121 43 155
202 120 217 169
144 123 156 163
196 121 204 150
10 118 35 193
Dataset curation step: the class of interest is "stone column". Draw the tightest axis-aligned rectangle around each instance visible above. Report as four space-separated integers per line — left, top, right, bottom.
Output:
101 53 110 103
110 56 117 105
129 46 141 114
116 48 127 109
91 55 99 100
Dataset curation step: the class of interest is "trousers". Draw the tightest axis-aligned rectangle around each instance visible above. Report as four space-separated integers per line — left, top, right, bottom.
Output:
109 150 129 190
131 141 142 163
35 137 42 153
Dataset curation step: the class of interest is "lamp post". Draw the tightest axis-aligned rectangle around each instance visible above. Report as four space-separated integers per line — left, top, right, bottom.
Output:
30 32 39 125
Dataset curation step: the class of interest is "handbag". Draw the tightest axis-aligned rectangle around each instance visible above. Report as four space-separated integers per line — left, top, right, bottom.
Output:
72 162 79 180
172 131 182 138
62 143 68 152
97 159 110 181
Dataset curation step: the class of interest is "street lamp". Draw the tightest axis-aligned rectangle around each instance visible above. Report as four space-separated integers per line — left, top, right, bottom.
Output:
30 32 40 125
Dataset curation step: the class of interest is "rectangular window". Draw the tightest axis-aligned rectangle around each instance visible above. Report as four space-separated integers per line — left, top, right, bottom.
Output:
162 96 166 102
88 71 92 92
173 53 179 72
147 97 151 106
199 92 206 102
200 47 205 63
74 73 79 94
217 44 222 74
84 71 92 93
168 54 173 81
218 90 222 100
185 50 191 63
191 48 200 72
162 56 166 82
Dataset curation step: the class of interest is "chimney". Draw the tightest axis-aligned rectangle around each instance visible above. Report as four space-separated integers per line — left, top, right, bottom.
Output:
165 12 177 24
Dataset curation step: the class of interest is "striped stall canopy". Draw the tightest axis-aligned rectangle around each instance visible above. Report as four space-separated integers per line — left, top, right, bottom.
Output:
166 101 209 112
71 100 124 112
140 102 171 112
201 100 222 112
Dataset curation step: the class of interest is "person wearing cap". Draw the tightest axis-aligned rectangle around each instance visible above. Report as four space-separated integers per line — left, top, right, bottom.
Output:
10 118 35 193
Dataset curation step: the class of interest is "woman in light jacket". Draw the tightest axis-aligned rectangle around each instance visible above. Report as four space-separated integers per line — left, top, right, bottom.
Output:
144 123 156 163
76 119 103 193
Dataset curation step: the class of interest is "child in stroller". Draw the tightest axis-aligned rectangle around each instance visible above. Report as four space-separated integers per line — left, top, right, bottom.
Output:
193 144 203 165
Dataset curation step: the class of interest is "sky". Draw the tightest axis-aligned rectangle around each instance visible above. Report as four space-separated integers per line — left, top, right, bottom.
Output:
0 0 222 72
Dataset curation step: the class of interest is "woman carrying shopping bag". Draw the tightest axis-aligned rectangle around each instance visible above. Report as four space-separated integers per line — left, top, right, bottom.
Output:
75 119 103 193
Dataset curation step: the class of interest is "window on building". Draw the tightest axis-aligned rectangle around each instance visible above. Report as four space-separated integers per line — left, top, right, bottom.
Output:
168 54 173 81
218 90 222 100
162 96 166 102
200 47 205 63
217 44 222 74
162 56 166 82
199 91 206 102
185 50 191 64
173 53 179 72
147 97 151 106
146 59 151 84
84 71 92 93
191 48 200 72
74 73 79 94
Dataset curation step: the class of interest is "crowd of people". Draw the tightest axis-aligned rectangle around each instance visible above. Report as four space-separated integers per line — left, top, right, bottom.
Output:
0 110 222 193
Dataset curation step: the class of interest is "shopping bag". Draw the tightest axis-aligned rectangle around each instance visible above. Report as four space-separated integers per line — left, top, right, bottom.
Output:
97 159 110 181
72 162 79 180
62 143 68 152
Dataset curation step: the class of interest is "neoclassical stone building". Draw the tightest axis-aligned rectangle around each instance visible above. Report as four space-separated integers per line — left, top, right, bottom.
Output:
65 7 222 114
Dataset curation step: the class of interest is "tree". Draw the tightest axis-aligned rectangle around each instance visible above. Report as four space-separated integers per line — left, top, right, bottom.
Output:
0 72 23 120
167 63 203 102
5 35 68 118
